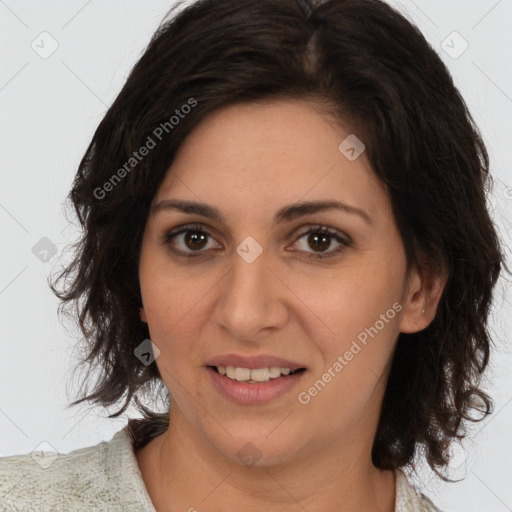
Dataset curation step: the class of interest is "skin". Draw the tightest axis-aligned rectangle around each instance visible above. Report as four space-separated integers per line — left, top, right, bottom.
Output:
136 99 446 512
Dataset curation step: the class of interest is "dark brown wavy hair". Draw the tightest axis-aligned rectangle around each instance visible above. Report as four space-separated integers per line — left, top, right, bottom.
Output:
51 0 508 481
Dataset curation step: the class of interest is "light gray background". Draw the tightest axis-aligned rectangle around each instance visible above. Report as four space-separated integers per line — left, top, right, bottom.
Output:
1 1 511 511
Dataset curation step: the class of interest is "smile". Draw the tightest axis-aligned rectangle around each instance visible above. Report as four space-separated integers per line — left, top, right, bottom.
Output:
214 365 301 383
207 365 306 405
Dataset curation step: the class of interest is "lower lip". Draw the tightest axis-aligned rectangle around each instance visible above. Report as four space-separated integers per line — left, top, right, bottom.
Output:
206 366 305 405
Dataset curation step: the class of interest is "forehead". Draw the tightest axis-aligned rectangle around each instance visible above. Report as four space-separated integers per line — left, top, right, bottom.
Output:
153 99 389 223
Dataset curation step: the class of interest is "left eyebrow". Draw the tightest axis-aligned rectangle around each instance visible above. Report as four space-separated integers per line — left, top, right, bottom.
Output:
151 199 373 225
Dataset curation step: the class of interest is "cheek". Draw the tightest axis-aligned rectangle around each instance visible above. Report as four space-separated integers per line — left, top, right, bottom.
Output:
139 269 217 386
140 261 210 338
291 264 404 419
141 283 205 406
312 298 401 381
297 305 400 429
293 260 404 348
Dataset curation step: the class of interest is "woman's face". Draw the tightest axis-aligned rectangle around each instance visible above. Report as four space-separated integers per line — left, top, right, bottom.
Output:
138 99 427 467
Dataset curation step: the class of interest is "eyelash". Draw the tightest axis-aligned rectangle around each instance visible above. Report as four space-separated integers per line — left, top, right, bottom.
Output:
162 223 351 260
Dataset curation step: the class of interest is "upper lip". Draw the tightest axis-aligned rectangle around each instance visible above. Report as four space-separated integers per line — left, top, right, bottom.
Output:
206 354 306 371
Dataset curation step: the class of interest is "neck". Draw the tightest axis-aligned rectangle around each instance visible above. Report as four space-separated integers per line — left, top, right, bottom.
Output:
135 412 396 512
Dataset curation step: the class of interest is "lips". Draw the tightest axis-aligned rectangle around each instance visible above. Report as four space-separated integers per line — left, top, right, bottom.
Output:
205 354 307 405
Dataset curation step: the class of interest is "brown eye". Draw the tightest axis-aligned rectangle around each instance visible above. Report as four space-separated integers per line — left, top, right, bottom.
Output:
183 231 208 250
163 223 220 257
307 232 331 252
292 225 351 259
163 223 350 260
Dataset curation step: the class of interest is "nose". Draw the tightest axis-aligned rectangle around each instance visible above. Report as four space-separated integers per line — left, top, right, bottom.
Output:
212 246 288 343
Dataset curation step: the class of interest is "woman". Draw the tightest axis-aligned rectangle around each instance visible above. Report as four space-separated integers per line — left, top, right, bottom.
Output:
0 0 506 510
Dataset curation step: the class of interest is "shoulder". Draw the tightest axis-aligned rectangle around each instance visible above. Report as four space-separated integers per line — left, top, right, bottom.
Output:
395 469 444 512
0 427 155 512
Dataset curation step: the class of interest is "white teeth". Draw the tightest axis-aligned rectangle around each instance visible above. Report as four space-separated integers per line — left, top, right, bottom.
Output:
250 368 269 382
269 367 281 378
234 367 251 381
218 365 297 382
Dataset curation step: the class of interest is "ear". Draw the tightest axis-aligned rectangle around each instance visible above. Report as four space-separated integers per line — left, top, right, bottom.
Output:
139 306 147 323
399 261 447 334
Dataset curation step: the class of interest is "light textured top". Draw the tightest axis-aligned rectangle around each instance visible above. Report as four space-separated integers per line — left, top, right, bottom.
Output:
0 426 442 511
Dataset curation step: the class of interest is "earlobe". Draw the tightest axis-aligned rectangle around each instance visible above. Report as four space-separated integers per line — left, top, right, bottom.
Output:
139 306 147 323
